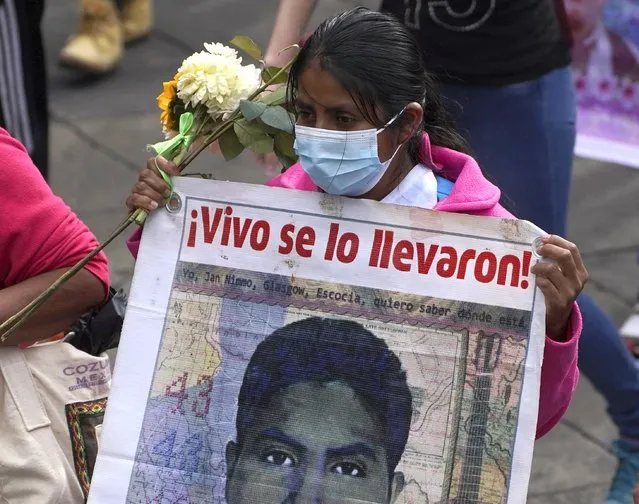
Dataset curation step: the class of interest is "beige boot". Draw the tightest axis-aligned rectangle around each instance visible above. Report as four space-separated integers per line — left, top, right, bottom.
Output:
121 0 153 44
58 0 123 75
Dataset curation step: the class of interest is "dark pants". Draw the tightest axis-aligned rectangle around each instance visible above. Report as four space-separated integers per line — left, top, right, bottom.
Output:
443 66 639 440
0 0 48 180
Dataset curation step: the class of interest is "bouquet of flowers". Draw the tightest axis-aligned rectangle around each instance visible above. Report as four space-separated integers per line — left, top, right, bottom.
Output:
0 36 298 342
137 35 297 223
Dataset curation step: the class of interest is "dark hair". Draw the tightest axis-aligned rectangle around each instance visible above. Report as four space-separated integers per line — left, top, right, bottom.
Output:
287 7 470 167
288 7 518 214
235 316 413 474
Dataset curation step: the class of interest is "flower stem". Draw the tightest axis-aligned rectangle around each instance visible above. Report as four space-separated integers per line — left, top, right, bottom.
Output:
180 121 235 171
0 215 135 343
133 208 148 225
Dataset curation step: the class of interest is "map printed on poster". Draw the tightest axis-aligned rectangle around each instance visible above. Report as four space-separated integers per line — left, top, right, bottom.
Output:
565 0 639 168
88 178 546 504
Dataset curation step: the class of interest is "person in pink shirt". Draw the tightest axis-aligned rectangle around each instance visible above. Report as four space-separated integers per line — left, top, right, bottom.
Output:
126 8 588 441
0 128 110 504
0 127 110 346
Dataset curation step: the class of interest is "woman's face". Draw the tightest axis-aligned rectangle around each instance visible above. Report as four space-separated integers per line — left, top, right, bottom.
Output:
294 61 422 199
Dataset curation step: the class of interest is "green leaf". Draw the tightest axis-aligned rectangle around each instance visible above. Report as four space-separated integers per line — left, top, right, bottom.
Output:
234 119 274 154
229 35 263 60
262 66 288 85
260 106 294 134
234 118 266 145
273 131 297 168
250 136 274 154
218 128 245 161
257 87 287 106
239 100 267 121
274 131 296 159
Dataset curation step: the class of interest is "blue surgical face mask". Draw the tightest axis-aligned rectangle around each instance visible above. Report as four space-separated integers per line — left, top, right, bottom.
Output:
293 112 404 196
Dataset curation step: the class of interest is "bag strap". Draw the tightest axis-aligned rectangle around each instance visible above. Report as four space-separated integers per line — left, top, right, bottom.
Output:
0 347 50 431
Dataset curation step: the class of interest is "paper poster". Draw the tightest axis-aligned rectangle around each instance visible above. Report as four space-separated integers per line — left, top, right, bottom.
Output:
88 178 546 504
565 0 639 167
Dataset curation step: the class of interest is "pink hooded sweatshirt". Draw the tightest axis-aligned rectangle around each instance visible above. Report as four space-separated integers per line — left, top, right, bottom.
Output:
126 133 581 439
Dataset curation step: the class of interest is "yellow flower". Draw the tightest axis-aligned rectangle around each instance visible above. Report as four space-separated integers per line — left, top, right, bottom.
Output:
157 74 179 130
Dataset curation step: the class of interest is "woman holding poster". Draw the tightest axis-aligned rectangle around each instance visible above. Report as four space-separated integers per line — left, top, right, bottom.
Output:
254 1 639 502
0 128 111 503
127 4 588 487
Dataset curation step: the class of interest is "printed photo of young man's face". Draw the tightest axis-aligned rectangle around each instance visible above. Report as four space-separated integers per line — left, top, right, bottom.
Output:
224 316 411 504
225 380 403 504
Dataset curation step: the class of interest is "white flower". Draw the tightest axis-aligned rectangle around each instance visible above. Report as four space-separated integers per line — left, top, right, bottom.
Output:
177 44 262 120
203 42 240 60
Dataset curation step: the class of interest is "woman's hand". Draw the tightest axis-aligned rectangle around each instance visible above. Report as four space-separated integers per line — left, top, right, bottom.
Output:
532 235 589 341
126 156 180 213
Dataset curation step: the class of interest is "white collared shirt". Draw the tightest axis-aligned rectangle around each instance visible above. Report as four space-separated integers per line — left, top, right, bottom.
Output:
381 164 438 210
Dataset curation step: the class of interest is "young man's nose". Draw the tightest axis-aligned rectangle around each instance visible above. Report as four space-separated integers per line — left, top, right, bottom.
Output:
285 459 325 503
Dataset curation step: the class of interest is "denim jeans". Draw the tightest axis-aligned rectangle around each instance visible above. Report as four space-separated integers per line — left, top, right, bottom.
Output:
442 66 639 439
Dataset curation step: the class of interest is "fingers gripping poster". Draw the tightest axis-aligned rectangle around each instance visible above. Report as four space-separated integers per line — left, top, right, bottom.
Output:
565 0 639 167
88 178 546 504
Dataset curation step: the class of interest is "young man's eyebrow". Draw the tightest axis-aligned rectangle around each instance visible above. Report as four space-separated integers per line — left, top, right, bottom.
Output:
256 427 307 453
327 442 377 461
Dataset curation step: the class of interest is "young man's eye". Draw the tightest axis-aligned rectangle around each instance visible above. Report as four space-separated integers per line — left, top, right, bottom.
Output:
330 462 366 478
262 450 296 467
